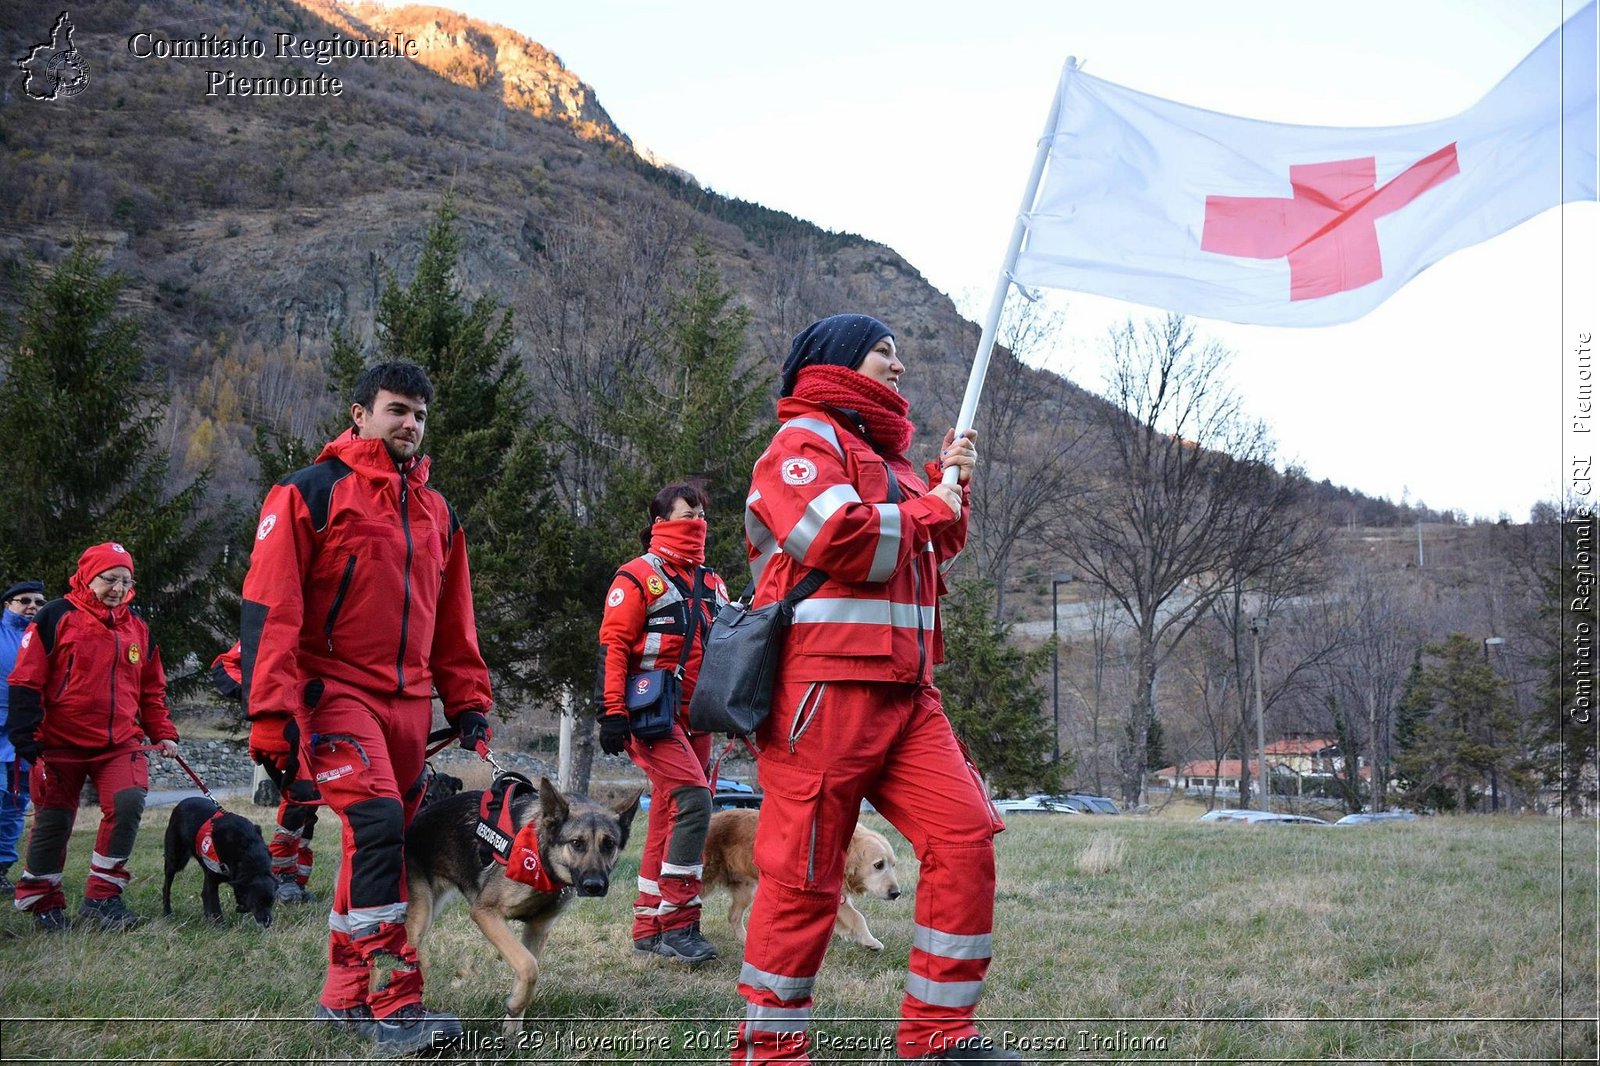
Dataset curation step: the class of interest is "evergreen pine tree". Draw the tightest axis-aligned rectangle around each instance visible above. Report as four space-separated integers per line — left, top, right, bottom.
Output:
935 579 1066 795
346 197 574 713
1394 634 1512 812
600 239 776 581
0 246 233 693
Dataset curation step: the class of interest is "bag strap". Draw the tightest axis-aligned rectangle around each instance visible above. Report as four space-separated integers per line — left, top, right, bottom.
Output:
672 567 707 679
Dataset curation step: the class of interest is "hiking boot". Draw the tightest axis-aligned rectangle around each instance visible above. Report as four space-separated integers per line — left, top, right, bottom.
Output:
313 1002 374 1033
0 869 14 897
639 921 718 965
77 895 142 931
34 908 70 932
921 1035 1025 1063
274 874 316 904
365 1002 463 1054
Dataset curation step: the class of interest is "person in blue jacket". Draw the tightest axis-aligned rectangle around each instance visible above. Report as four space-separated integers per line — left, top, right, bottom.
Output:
0 579 46 896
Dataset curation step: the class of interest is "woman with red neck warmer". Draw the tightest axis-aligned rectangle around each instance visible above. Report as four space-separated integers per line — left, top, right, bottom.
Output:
6 542 179 933
731 315 1020 1066
597 482 730 966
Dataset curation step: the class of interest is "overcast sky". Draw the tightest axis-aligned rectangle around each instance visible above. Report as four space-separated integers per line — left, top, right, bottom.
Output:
440 0 1596 520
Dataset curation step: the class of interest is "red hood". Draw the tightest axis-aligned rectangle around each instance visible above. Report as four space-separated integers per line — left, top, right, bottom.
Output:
316 430 432 485
67 541 135 624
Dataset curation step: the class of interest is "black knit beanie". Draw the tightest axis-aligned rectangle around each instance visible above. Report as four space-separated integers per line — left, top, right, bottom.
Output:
779 314 894 397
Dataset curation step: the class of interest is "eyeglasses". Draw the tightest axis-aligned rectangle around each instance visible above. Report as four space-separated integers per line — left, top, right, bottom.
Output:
7 596 45 606
93 575 135 589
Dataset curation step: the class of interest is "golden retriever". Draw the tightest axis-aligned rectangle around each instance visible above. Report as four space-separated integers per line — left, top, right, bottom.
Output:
701 807 901 951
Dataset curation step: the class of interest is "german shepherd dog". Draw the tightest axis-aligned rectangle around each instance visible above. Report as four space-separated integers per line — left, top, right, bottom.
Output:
161 797 277 927
404 777 641 1034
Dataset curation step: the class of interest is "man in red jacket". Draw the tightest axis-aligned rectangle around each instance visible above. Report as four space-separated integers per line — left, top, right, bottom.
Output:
241 362 493 1054
7 542 180 933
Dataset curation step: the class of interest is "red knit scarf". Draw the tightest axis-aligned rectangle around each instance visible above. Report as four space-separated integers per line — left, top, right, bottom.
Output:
793 364 914 457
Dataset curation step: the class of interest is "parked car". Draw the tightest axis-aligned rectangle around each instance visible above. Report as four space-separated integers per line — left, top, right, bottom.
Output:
1197 808 1328 825
993 794 1081 815
1334 811 1418 825
711 790 763 810
642 778 761 812
1067 793 1122 815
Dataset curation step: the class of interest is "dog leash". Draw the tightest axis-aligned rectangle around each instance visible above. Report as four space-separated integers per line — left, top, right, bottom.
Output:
37 743 223 808
708 736 760 788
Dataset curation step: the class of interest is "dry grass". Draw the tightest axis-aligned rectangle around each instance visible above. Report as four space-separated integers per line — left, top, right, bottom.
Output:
0 809 1593 1063
1074 832 1127 876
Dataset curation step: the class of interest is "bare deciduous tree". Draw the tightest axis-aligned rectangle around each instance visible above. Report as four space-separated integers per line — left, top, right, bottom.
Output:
967 299 1087 619
1054 314 1309 805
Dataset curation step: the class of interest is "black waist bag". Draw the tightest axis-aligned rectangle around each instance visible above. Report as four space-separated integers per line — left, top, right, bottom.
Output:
689 569 827 737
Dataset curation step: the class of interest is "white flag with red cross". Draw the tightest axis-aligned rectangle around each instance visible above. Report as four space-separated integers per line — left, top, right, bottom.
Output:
1007 1 1597 327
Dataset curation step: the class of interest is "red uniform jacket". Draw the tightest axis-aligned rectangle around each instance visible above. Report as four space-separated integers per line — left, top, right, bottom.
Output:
744 398 969 684
6 593 176 753
240 431 492 723
598 555 728 723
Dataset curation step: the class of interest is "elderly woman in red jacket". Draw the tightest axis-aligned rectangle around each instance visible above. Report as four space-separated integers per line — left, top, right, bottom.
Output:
6 542 179 932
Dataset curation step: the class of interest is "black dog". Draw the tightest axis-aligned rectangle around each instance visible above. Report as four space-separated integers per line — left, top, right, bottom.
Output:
162 797 276 927
422 767 464 808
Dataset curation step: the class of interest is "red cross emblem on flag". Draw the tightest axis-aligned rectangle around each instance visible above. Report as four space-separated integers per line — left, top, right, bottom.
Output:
1201 144 1460 300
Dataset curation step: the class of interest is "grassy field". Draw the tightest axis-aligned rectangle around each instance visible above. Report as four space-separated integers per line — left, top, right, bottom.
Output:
0 804 1594 1064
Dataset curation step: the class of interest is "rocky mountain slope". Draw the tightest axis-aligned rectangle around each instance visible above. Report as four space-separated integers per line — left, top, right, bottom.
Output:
0 0 1422 529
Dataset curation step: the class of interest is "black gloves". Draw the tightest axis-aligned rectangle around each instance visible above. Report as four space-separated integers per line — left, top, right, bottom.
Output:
598 714 630 756
457 710 492 753
11 732 40 762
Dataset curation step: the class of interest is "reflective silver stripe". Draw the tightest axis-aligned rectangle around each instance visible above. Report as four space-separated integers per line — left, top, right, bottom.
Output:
744 1004 811 1033
939 549 962 575
659 861 704 878
913 926 993 961
640 631 663 670
642 555 686 608
904 973 986 1008
330 902 408 933
750 545 778 586
791 598 934 629
778 417 843 456
746 498 779 586
637 876 660 896
746 500 776 555
784 483 861 563
739 962 816 1002
867 503 902 582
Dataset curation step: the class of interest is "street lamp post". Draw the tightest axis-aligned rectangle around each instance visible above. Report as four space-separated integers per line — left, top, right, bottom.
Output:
1483 636 1505 812
1249 616 1269 812
1050 574 1074 764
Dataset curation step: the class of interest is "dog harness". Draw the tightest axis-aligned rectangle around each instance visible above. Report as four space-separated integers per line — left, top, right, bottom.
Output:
194 809 229 876
475 773 564 892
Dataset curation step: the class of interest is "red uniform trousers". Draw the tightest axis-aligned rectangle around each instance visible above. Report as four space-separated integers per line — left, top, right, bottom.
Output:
734 680 1002 1063
269 780 319 887
300 683 430 1019
14 745 149 913
627 725 712 940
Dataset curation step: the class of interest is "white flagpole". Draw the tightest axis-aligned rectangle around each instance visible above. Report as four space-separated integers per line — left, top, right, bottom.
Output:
944 58 1073 486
